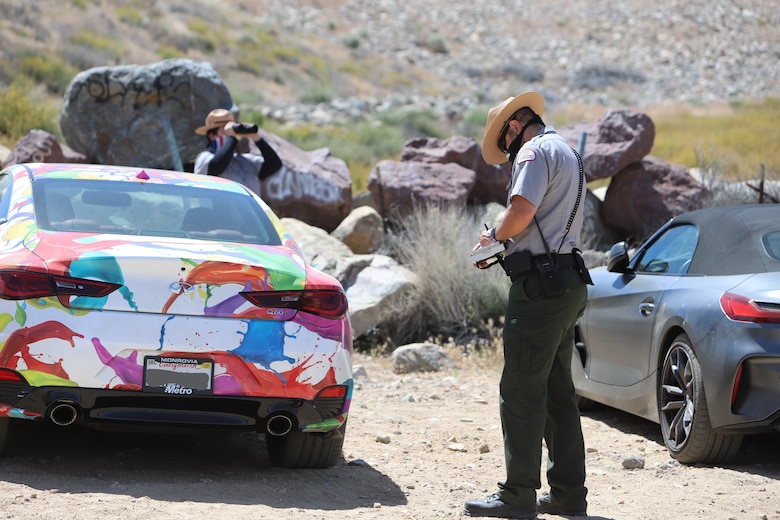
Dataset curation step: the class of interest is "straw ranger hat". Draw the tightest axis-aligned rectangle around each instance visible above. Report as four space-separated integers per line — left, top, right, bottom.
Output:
195 108 235 135
482 91 544 165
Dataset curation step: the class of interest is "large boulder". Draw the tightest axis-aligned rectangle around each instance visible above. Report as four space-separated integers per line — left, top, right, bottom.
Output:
280 217 361 281
581 189 623 250
344 254 417 339
367 160 476 220
600 156 709 241
401 135 510 204
559 109 655 182
281 217 416 339
331 206 385 254
262 136 352 233
59 58 231 170
2 130 88 167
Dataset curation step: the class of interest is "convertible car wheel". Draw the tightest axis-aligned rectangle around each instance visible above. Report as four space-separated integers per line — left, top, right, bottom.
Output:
266 422 347 469
658 334 742 464
575 395 598 411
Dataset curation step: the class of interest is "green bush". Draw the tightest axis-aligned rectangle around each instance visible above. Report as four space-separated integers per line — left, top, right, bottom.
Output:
0 81 61 146
116 6 144 27
18 52 78 95
299 85 334 104
378 107 447 139
68 31 124 62
341 32 363 50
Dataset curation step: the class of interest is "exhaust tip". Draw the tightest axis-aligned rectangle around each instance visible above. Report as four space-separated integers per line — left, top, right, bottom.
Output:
48 402 80 427
266 414 294 437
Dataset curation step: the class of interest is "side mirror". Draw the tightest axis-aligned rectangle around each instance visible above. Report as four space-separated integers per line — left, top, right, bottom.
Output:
607 241 631 273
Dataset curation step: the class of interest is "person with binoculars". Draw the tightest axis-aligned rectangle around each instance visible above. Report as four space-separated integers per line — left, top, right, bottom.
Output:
194 108 282 193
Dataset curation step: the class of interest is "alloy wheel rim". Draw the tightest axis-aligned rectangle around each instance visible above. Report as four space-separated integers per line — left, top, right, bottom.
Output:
660 343 695 451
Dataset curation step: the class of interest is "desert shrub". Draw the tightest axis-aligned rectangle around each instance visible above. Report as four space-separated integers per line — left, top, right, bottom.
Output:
185 19 219 54
68 31 123 63
572 65 646 90
0 80 60 145
378 107 447 139
694 149 780 207
18 52 77 94
341 32 363 49
424 33 448 54
379 203 510 346
499 63 545 83
116 6 144 27
299 85 335 104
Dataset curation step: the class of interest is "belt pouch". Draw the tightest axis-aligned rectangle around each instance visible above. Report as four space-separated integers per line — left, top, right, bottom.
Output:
573 250 594 285
504 251 533 280
534 255 565 297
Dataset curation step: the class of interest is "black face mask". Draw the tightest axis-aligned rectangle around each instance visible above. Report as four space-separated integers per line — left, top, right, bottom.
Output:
506 114 544 164
506 135 524 164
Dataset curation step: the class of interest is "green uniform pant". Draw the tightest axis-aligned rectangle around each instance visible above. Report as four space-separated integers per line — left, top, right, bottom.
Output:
496 266 588 512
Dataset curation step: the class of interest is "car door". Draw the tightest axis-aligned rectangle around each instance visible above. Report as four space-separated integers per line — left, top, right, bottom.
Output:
583 224 699 386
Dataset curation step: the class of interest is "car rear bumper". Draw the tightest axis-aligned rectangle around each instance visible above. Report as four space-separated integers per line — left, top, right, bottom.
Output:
0 382 349 435
714 356 780 434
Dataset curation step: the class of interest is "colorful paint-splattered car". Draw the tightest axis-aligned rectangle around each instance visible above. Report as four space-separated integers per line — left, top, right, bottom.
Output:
0 163 352 468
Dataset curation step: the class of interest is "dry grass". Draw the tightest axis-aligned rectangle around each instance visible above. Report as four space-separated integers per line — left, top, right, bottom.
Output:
352 203 511 352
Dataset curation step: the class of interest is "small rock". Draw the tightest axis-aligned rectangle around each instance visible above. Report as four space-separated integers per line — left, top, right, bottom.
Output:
621 455 645 470
352 365 368 379
376 434 391 444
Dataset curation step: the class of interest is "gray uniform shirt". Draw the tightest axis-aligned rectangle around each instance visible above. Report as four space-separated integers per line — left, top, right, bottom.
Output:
505 126 584 256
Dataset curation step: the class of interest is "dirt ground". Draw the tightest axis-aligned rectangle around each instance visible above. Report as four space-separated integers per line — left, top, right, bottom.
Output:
0 351 778 520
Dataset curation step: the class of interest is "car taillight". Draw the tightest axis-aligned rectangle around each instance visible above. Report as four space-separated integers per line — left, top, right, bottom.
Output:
241 289 348 319
0 270 121 301
720 292 780 324
317 385 349 398
0 368 27 383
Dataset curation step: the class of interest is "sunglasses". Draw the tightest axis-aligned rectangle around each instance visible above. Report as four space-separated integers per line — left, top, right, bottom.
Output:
498 120 512 154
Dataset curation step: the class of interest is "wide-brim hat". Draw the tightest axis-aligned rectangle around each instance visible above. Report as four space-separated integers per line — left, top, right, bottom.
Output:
195 108 235 135
482 91 544 165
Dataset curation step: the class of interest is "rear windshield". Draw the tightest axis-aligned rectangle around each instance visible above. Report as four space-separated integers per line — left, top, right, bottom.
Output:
763 231 780 261
33 178 282 246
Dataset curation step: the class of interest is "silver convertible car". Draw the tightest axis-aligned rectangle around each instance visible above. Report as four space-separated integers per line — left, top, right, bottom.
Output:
573 204 780 464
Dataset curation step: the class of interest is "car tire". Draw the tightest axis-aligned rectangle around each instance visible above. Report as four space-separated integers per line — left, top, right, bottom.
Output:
575 394 597 411
0 417 11 456
266 421 346 469
658 334 742 464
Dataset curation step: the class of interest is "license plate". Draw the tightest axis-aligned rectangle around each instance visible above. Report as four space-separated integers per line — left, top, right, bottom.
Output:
143 356 214 395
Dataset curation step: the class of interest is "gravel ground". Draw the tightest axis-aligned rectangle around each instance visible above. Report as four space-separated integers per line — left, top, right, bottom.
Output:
1 352 778 520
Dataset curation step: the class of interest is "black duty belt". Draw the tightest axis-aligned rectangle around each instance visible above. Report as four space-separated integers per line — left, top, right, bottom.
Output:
502 251 580 282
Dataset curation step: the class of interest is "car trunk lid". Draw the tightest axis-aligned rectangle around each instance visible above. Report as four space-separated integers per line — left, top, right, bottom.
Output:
32 233 307 319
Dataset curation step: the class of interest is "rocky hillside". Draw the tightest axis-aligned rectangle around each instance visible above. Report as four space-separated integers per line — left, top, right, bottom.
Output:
1 0 778 122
